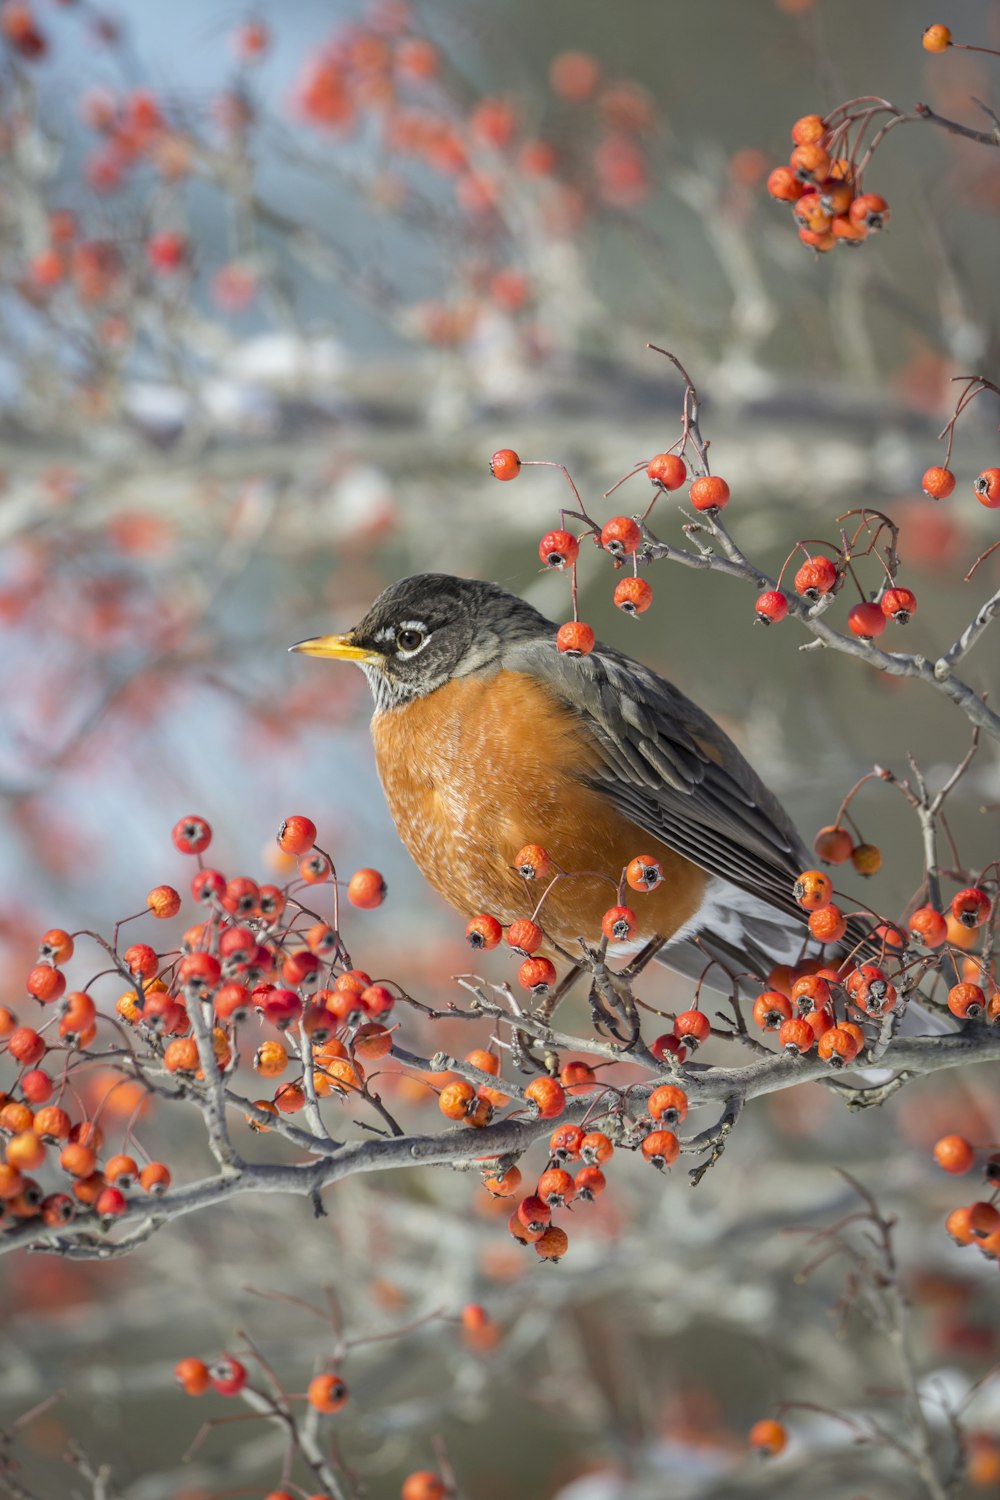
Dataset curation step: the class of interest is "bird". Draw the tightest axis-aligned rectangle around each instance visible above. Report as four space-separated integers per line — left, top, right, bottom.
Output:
289 573 844 1008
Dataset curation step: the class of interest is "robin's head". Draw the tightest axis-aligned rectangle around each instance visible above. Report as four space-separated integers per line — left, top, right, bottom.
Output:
290 573 549 710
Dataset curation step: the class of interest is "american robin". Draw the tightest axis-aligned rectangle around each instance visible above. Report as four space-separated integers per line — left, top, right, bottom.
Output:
291 573 836 991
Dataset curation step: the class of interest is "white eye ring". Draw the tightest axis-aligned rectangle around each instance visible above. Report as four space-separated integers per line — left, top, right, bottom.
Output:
395 622 429 658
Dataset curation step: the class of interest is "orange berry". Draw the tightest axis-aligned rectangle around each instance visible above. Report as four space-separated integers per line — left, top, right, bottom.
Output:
401 1471 447 1500
674 1009 711 1048
514 844 552 881
524 1076 566 1119
749 1418 787 1456
968 1201 1000 1238
507 918 544 954
753 991 792 1031
277 815 316 855
438 1080 475 1121
948 982 985 1020
641 1129 679 1168
850 842 882 876
560 1060 596 1094
537 1167 576 1207
613 577 653 616
933 1135 975 1174
601 515 642 558
790 142 830 181
849 192 890 231
466 913 502 950
27 964 66 1004
791 114 825 146
808 904 847 943
646 451 687 489
556 621 595 656
147 885 181 919
626 854 663 892
648 1084 688 1125
308 1372 349 1412
813 826 853 864
534 1223 569 1261
778 1017 814 1054
793 869 832 910
922 465 955 499
519 956 556 992
689 475 730 512
140 1161 171 1194
922 23 952 52
347 867 386 909
164 1037 201 1075
489 448 521 481
975 468 1000 509
952 887 991 929
817 1025 861 1067
174 1357 210 1396
766 165 806 202
39 928 74 963
483 1164 521 1197
580 1130 613 1165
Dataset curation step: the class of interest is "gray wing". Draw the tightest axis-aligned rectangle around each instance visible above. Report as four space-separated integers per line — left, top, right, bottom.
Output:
502 636 812 927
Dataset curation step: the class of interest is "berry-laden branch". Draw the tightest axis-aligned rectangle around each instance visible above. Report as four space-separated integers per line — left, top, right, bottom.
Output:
764 24 1000 258
0 777 997 1263
496 351 1000 743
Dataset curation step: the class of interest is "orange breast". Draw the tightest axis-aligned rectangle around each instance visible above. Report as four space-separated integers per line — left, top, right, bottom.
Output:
371 668 707 950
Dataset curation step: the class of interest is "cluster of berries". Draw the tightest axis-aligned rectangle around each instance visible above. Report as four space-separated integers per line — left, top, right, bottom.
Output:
922 463 1000 511
935 1134 1000 1268
480 1079 692 1266
490 445 732 651
1 814 391 1237
767 114 889 254
755 551 918 642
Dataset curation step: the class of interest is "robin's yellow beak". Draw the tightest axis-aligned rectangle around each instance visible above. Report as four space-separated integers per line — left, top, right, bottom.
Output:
288 634 382 664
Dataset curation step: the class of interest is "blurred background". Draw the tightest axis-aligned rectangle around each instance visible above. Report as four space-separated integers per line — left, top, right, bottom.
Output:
0 0 999 1495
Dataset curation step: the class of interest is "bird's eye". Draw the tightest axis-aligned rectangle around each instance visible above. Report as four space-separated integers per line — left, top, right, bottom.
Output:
395 625 427 655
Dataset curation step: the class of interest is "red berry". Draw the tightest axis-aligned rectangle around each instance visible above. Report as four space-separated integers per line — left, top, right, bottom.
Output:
974 469 1000 508
466 913 503 949
794 556 838 600
688 475 730 512
519 956 556 992
650 1032 687 1063
646 452 687 490
489 448 521 481
556 621 595 656
626 855 662 892
674 1009 711 1048
172 816 212 854
613 577 653 615
601 904 637 942
749 1418 788 1456
507 919 543 954
347 868 386 909
514 844 551 880
848 601 886 640
27 965 66 1004
880 587 917 623
951 888 991 929
538 529 579 570
755 589 788 625
922 466 955 500
277 815 316 855
209 1356 247 1396
601 515 642 559
146 231 189 272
